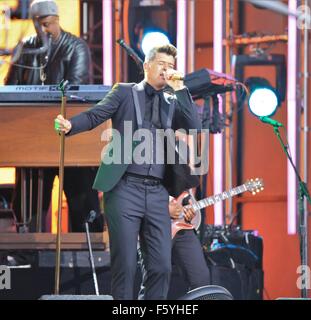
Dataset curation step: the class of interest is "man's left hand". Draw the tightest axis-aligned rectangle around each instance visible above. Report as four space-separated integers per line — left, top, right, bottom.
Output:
163 69 185 91
183 200 196 223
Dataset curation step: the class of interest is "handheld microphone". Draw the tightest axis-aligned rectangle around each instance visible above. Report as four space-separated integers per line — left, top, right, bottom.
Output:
259 116 284 127
116 38 144 72
170 74 184 81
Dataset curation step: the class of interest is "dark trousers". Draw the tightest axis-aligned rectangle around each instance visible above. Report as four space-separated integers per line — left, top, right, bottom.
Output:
104 176 171 300
172 229 210 290
12 167 102 232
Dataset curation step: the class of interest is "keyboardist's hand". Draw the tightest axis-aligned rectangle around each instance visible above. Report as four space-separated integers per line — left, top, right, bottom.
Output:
54 115 72 134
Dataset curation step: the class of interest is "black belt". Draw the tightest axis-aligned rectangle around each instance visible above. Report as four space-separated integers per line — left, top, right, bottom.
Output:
123 172 163 186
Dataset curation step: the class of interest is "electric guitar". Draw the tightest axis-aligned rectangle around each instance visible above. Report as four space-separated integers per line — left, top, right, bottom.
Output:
171 178 264 239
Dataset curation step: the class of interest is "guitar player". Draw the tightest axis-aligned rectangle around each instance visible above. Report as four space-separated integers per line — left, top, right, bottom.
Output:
166 129 210 291
169 191 211 291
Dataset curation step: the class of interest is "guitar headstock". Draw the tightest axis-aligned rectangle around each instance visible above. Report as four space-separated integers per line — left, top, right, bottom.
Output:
245 178 264 195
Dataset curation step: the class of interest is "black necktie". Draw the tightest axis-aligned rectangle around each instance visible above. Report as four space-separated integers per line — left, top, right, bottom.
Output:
151 93 161 128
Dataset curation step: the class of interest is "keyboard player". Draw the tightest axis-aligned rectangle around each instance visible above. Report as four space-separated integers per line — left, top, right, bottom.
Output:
4 0 103 232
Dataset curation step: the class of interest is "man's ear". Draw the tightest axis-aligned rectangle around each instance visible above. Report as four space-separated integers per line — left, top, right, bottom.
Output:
143 62 149 73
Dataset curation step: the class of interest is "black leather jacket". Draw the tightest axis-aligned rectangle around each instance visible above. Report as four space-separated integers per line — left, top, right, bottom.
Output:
5 30 91 85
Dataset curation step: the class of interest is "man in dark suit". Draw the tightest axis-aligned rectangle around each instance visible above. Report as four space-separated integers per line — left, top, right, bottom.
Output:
55 44 201 300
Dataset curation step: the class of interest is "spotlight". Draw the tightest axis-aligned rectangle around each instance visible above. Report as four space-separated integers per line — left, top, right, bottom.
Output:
141 31 170 56
246 77 280 117
124 0 176 81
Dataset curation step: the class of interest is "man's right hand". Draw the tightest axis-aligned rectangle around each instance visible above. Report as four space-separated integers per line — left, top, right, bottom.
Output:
54 114 72 134
169 199 183 220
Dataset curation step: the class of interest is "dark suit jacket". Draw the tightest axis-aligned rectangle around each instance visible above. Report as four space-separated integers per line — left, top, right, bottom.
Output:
68 81 201 196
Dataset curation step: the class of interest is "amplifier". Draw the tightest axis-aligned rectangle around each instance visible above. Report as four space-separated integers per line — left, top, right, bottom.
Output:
202 225 264 300
38 250 110 268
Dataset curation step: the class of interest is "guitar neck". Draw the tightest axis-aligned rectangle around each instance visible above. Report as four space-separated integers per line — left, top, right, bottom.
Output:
186 184 248 211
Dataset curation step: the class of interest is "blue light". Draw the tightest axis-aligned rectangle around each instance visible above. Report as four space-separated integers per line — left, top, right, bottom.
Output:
248 87 279 117
141 31 170 56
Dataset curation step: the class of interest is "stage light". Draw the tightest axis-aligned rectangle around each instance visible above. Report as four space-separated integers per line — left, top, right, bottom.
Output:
246 77 280 117
123 0 176 82
141 31 170 56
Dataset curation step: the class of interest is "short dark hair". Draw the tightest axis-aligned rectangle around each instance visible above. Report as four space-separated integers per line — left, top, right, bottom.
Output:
145 44 177 62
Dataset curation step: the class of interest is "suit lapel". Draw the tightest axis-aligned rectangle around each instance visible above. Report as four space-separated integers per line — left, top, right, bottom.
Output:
161 92 175 129
132 81 145 129
132 82 175 129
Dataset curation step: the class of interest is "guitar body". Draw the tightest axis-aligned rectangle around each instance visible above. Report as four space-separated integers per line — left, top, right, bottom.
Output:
170 178 264 239
171 191 201 239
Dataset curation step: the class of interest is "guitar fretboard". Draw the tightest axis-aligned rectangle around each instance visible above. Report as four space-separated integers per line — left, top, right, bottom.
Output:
185 184 248 211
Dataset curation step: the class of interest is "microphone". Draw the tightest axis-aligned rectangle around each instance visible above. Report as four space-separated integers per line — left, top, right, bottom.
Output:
3 18 52 66
116 38 144 72
61 80 69 89
0 35 51 63
21 20 52 57
259 116 284 127
12 33 52 67
22 33 52 56
170 74 184 81
86 210 100 224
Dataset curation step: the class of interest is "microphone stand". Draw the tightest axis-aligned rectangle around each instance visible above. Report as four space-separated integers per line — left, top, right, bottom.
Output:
116 38 144 75
54 80 69 295
273 126 311 298
198 94 211 243
85 211 100 296
210 94 225 134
